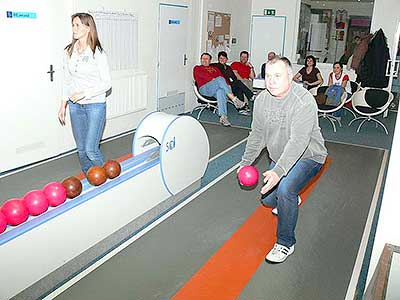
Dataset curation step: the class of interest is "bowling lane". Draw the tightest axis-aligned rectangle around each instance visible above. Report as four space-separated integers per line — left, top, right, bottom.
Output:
51 142 386 300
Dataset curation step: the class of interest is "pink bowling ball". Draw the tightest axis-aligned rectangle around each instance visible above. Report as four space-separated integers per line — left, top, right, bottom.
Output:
1 199 29 226
23 190 49 216
0 211 7 233
43 182 67 207
238 166 259 186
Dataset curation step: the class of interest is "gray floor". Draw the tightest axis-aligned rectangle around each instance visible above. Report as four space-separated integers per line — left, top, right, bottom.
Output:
53 141 385 300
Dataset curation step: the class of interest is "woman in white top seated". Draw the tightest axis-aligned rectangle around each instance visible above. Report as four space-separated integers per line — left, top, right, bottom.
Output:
325 62 349 119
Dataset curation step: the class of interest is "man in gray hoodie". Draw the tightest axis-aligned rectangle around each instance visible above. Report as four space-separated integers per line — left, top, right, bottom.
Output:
239 57 328 263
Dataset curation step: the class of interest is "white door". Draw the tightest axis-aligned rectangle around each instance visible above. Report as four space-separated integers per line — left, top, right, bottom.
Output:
250 16 286 76
0 1 71 173
158 4 189 114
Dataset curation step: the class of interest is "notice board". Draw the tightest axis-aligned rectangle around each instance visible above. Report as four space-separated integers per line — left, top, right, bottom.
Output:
207 11 231 59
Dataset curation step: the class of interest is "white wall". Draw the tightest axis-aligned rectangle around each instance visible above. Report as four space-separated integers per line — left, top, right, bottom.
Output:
251 0 301 61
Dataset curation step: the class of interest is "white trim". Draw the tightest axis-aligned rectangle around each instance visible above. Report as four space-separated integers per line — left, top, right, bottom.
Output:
345 149 389 299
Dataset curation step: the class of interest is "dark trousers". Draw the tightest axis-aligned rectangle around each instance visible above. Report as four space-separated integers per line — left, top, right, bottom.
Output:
231 80 253 102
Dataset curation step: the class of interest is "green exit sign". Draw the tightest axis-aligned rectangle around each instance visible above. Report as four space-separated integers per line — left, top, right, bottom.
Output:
264 9 276 16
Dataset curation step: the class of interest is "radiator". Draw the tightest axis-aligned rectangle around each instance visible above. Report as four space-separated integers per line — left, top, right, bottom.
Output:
107 71 148 119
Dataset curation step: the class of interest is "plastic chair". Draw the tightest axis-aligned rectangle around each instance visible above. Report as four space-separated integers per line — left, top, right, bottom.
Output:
191 81 218 120
309 85 347 132
348 88 394 135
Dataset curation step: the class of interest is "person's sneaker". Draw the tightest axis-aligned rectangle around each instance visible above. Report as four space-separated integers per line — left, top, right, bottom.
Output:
238 109 250 116
265 243 295 263
271 195 302 216
232 96 245 109
219 115 231 127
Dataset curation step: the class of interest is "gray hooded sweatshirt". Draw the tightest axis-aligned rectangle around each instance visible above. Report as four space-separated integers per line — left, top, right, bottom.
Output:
240 83 328 178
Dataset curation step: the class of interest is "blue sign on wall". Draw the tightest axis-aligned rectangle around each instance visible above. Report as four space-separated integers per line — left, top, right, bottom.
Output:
6 11 37 19
169 19 181 25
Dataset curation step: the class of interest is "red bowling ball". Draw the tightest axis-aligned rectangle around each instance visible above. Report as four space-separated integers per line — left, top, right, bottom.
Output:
23 190 49 216
0 211 7 234
1 199 29 226
238 166 259 187
43 182 67 207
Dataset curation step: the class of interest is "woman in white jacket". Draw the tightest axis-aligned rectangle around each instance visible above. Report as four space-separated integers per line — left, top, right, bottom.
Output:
58 13 111 174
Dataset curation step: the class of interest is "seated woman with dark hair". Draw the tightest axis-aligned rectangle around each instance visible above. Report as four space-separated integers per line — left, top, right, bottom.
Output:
325 61 349 108
293 55 323 90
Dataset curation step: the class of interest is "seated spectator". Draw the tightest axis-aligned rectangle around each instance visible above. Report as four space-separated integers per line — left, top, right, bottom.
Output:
211 51 252 115
325 62 349 119
193 52 245 126
293 55 323 90
231 51 256 91
260 51 276 79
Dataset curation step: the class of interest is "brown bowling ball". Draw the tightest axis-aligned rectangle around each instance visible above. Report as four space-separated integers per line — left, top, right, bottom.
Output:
87 166 107 186
62 176 83 199
103 160 121 179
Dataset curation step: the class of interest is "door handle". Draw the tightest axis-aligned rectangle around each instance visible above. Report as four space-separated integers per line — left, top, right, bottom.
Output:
47 64 55 82
183 54 188 66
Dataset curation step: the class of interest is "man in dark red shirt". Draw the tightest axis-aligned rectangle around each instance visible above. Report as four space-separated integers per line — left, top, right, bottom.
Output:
231 51 256 91
193 52 245 126
211 51 253 115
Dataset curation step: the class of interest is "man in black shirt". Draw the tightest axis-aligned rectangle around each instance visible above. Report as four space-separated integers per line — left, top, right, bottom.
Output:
211 51 252 115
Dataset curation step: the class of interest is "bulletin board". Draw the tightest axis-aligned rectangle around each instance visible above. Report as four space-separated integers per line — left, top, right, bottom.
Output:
207 11 231 59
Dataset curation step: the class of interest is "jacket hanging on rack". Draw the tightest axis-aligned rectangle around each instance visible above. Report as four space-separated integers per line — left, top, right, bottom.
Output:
358 29 390 88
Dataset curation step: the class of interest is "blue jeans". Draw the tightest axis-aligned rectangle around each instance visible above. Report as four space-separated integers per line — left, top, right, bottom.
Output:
260 159 323 248
199 77 230 116
69 102 106 174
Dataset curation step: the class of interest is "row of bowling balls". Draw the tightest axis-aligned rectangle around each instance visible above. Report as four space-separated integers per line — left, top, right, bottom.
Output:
0 160 121 234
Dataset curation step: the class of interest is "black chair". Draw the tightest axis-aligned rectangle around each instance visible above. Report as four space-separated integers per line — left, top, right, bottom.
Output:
349 88 394 134
309 85 347 132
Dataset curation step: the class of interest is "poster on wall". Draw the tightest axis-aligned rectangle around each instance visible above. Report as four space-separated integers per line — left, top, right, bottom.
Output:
335 9 347 29
207 11 231 60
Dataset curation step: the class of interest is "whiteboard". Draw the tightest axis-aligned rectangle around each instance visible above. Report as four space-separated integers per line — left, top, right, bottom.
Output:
250 16 286 76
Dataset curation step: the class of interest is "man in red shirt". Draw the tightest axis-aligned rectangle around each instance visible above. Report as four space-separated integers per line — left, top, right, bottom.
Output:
193 52 245 126
231 51 256 91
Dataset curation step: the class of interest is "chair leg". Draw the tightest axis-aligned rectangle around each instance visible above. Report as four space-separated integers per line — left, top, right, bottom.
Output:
372 118 389 135
348 116 366 127
319 114 337 132
356 118 369 133
197 107 206 120
343 106 357 119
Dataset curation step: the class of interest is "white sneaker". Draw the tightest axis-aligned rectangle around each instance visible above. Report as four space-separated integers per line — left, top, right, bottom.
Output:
272 195 302 216
219 115 231 127
238 109 250 116
232 96 245 109
265 243 295 263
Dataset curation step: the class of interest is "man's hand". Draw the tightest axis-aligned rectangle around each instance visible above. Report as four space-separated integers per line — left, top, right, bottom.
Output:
261 170 280 194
